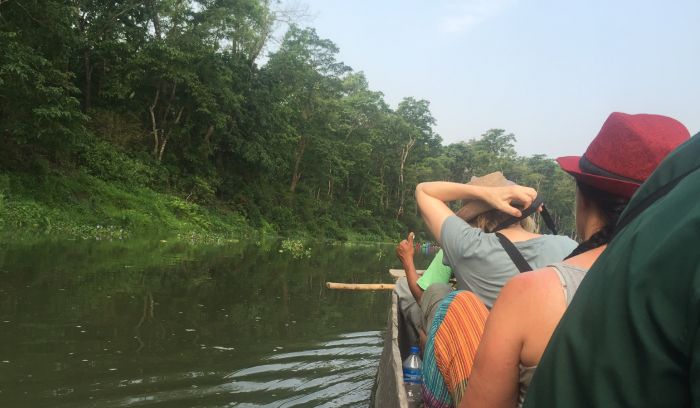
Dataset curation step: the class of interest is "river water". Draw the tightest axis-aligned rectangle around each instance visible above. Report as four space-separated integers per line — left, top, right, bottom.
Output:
0 238 429 407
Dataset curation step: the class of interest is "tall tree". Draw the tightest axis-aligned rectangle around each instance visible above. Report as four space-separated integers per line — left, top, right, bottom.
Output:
264 26 349 193
0 1 86 166
394 97 438 219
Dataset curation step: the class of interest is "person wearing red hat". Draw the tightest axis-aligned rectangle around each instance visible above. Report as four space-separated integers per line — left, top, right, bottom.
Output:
459 112 690 408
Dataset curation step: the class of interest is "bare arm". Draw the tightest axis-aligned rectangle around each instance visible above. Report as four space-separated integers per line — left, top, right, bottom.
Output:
460 275 529 408
461 270 566 408
415 182 537 242
396 232 423 302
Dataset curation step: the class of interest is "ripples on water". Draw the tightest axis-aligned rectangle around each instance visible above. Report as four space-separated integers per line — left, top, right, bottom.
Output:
52 331 383 408
0 239 411 407
224 331 383 408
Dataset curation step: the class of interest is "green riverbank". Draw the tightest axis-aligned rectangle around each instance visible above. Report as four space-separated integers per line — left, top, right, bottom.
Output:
0 171 246 242
0 169 396 244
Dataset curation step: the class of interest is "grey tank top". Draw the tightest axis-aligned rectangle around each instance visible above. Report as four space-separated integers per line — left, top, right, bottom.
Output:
517 262 589 407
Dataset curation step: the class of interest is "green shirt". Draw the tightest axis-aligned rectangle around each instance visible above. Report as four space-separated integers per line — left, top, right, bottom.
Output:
524 134 700 407
417 249 453 290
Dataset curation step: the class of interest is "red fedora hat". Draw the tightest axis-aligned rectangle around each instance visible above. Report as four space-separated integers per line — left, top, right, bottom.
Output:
557 112 690 199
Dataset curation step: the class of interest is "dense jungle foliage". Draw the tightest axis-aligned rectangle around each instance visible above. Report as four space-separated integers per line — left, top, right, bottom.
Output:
0 0 576 241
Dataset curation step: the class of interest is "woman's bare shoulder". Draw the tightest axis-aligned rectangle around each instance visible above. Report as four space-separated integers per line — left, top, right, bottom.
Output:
494 267 566 314
505 266 561 294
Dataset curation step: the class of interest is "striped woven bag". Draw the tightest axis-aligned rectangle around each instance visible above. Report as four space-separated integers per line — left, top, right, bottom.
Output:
422 290 489 407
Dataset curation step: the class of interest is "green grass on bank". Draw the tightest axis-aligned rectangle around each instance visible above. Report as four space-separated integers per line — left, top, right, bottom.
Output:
0 170 257 242
0 131 406 244
0 169 396 244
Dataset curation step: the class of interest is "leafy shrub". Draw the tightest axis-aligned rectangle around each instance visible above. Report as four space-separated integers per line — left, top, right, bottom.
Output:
270 206 299 231
88 109 145 148
280 238 311 259
78 139 154 186
183 176 217 204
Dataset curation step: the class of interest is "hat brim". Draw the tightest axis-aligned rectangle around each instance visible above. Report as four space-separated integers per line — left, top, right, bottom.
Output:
455 172 511 221
455 201 491 222
557 156 641 199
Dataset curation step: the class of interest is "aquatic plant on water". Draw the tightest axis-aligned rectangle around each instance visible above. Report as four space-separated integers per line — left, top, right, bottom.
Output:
280 238 311 259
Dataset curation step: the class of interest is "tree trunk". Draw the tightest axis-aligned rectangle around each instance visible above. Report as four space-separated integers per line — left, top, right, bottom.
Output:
396 137 416 219
149 89 160 158
158 107 183 163
379 164 386 209
204 125 214 154
149 0 162 40
327 163 333 198
83 49 93 111
248 6 273 67
158 135 167 163
290 137 306 192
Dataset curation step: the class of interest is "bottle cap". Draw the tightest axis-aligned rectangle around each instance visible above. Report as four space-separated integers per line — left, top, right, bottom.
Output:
410 346 420 354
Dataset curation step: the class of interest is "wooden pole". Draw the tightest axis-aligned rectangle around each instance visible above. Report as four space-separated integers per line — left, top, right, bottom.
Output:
389 269 425 279
326 282 395 290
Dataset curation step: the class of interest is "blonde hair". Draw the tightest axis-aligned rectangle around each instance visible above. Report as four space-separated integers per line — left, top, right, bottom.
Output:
465 209 536 234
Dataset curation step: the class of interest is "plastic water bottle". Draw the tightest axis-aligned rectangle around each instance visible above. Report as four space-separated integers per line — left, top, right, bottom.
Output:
403 345 423 406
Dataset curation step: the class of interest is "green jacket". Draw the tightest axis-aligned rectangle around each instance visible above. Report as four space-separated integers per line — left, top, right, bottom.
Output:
524 133 700 407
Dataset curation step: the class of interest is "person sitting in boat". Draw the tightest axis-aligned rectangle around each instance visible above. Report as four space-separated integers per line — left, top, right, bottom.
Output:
395 172 576 349
522 137 700 408
393 202 500 350
458 112 690 408
414 171 577 309
408 172 576 407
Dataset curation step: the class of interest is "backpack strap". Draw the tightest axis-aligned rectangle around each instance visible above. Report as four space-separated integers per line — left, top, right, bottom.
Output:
495 232 533 273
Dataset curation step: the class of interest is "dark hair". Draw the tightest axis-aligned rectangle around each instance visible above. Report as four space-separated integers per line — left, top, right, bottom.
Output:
565 181 629 259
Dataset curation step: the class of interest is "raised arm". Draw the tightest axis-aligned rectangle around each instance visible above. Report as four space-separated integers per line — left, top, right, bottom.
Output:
415 182 537 242
396 232 424 302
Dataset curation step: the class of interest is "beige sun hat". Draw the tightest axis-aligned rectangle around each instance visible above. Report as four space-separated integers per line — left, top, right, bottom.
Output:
454 171 514 222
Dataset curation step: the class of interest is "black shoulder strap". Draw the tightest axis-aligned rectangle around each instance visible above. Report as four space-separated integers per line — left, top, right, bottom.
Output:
493 196 559 234
495 232 533 273
539 204 558 235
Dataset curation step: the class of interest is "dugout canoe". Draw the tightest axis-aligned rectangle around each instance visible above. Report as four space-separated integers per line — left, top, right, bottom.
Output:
369 269 426 408
369 289 411 408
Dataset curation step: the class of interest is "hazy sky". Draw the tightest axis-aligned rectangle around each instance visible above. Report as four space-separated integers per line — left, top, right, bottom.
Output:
288 0 699 157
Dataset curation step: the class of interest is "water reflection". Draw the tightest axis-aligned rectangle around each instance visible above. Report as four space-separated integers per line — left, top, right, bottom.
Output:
0 238 426 407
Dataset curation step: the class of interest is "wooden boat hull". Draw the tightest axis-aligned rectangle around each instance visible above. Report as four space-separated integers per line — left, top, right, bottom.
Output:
369 291 410 408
